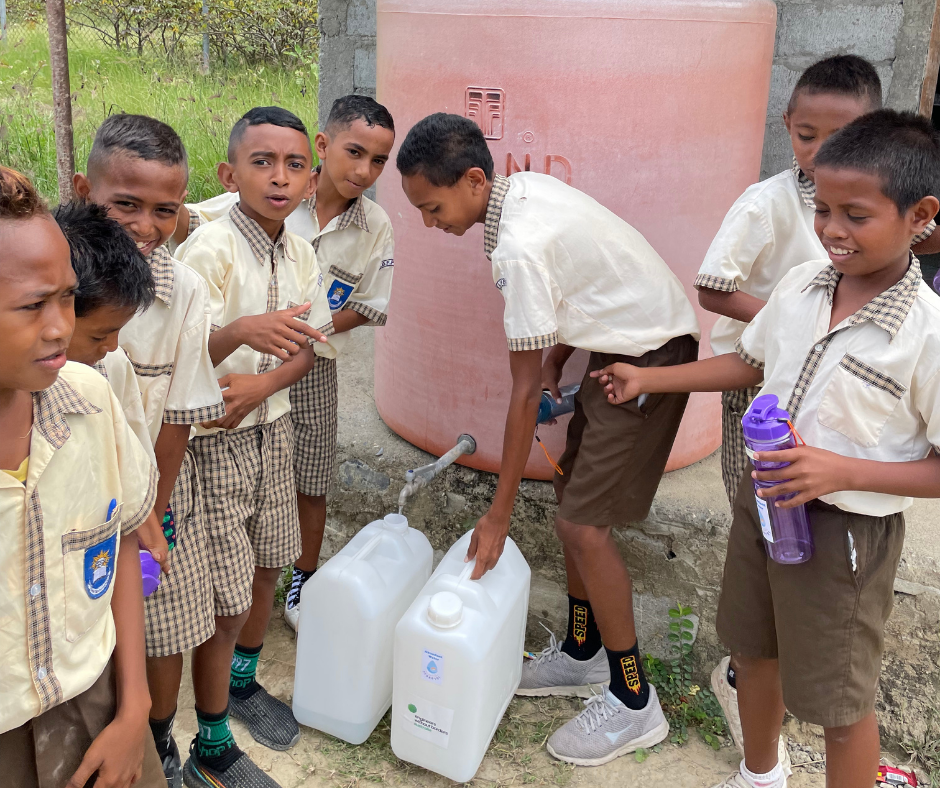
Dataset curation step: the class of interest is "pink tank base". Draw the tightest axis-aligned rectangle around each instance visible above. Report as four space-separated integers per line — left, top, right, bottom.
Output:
375 0 774 480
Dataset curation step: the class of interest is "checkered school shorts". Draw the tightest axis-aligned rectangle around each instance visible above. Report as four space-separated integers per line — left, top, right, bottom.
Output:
144 451 215 657
289 356 338 497
190 415 302 617
720 387 761 508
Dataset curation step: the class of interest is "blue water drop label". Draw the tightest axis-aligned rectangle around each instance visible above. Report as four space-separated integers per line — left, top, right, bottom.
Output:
422 649 444 684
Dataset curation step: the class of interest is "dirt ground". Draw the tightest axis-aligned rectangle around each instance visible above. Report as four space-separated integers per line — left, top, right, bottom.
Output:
173 610 829 788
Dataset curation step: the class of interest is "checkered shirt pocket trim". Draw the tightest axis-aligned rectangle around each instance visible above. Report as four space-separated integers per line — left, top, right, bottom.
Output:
483 174 511 260
507 332 558 351
838 354 907 400
126 356 174 378
61 506 122 553
328 264 363 285
734 336 765 370
694 273 739 293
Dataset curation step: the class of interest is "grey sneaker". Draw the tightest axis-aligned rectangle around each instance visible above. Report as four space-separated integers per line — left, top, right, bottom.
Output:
161 735 183 788
546 687 670 766
183 739 282 787
517 629 610 698
229 686 300 751
711 656 791 776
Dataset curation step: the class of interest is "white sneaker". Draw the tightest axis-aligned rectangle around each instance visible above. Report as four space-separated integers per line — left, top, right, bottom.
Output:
711 656 792 776
711 772 787 788
517 629 610 698
546 687 669 766
284 577 303 632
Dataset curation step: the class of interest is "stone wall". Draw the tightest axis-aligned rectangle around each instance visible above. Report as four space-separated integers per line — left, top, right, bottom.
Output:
316 0 940 179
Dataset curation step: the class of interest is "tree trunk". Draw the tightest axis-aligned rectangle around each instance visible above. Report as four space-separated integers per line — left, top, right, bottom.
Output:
45 0 74 201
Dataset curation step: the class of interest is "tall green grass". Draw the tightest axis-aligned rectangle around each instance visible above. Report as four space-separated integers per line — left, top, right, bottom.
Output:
0 24 318 201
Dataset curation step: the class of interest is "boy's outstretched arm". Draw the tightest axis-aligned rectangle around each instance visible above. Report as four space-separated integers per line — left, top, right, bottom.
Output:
466 349 543 579
592 352 763 404
697 288 766 324
67 527 153 788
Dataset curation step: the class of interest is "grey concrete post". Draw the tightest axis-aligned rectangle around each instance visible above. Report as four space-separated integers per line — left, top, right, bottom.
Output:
317 0 376 127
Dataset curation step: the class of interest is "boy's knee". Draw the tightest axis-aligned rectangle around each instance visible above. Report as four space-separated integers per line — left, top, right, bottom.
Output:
253 566 283 587
729 653 778 679
555 518 609 552
214 610 249 638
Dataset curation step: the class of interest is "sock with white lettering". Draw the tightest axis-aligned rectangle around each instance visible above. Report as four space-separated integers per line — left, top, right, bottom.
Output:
229 643 262 700
195 706 242 771
605 640 651 710
740 758 786 788
560 595 602 661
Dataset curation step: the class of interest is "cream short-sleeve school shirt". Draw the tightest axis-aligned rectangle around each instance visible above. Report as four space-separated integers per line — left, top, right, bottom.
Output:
97 347 157 467
177 204 336 436
695 167 825 357
0 363 158 733
737 257 940 517
119 246 225 445
190 190 395 356
484 173 699 355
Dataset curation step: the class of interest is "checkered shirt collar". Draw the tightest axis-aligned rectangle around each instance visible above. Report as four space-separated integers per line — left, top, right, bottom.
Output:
791 157 816 210
308 189 370 234
33 375 101 450
147 245 175 305
803 254 922 340
483 174 511 261
229 202 286 265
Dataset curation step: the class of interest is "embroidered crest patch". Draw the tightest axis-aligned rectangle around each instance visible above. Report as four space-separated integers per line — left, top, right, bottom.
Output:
84 532 118 599
328 280 353 311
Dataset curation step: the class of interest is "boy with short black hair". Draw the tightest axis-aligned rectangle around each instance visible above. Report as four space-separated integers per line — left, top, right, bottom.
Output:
54 199 157 467
182 95 397 629
176 105 335 787
396 112 701 766
695 54 937 760
597 109 940 788
74 113 226 787
0 167 165 788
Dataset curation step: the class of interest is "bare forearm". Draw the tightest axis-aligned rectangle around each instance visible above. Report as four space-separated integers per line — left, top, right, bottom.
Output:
331 309 370 334
545 343 576 370
840 453 940 498
153 423 190 517
208 320 244 367
260 346 318 395
642 353 763 394
698 288 766 324
111 532 151 719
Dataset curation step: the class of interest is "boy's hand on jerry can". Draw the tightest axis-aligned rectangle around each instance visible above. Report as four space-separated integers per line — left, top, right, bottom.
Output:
590 362 643 404
466 510 511 580
239 302 329 362
136 512 171 575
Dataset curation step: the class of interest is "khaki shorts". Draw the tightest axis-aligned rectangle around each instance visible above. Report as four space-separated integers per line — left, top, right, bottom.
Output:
144 451 215 657
289 356 338 497
190 415 302 617
716 467 905 727
720 387 761 508
0 661 165 788
554 334 698 526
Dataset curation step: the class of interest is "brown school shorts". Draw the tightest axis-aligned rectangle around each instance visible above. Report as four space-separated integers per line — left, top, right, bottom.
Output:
554 334 698 526
716 465 905 728
0 661 165 788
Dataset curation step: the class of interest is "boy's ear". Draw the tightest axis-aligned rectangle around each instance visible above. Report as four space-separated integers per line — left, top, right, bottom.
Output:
314 131 330 162
909 195 940 235
303 168 319 201
466 167 488 196
783 111 792 134
73 172 91 199
217 161 238 194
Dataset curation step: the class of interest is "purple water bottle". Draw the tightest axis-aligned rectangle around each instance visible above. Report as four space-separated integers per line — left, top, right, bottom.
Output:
741 394 814 564
139 550 161 597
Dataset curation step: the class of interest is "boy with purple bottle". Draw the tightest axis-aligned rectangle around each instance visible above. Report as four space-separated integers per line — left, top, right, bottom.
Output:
595 110 940 788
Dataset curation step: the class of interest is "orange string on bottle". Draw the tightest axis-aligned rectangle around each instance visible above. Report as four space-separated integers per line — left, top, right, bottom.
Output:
535 429 563 475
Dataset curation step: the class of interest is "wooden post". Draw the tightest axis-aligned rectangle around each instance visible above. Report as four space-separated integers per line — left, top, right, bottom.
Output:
919 0 940 116
45 0 74 200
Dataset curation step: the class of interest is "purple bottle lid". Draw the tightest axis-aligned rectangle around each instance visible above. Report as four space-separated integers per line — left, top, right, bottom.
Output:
139 550 161 597
742 394 792 441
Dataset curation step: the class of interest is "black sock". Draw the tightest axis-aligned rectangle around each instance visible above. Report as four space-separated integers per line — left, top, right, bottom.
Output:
229 643 263 700
726 662 737 690
559 595 602 661
194 706 242 772
286 566 315 610
149 709 176 761
606 641 651 710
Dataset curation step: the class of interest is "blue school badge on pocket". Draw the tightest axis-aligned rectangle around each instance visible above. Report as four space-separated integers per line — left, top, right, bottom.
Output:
84 532 118 599
327 280 353 311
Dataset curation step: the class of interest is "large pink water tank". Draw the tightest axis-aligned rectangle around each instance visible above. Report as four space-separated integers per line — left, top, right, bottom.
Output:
375 0 776 480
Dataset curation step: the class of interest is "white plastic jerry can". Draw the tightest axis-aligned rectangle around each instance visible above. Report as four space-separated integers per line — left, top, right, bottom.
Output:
391 530 531 782
292 513 433 744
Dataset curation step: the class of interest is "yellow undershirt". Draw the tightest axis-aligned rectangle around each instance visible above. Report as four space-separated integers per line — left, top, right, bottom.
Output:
3 457 28 484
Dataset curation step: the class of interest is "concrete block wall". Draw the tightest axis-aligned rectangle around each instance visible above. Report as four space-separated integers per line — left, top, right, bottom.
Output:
318 0 938 180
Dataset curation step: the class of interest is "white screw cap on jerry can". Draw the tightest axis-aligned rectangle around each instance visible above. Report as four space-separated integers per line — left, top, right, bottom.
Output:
428 592 463 628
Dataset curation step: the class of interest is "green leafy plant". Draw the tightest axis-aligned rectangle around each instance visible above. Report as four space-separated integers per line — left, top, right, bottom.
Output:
643 602 728 749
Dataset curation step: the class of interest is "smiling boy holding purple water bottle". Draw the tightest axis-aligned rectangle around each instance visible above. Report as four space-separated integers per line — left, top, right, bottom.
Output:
596 110 940 788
